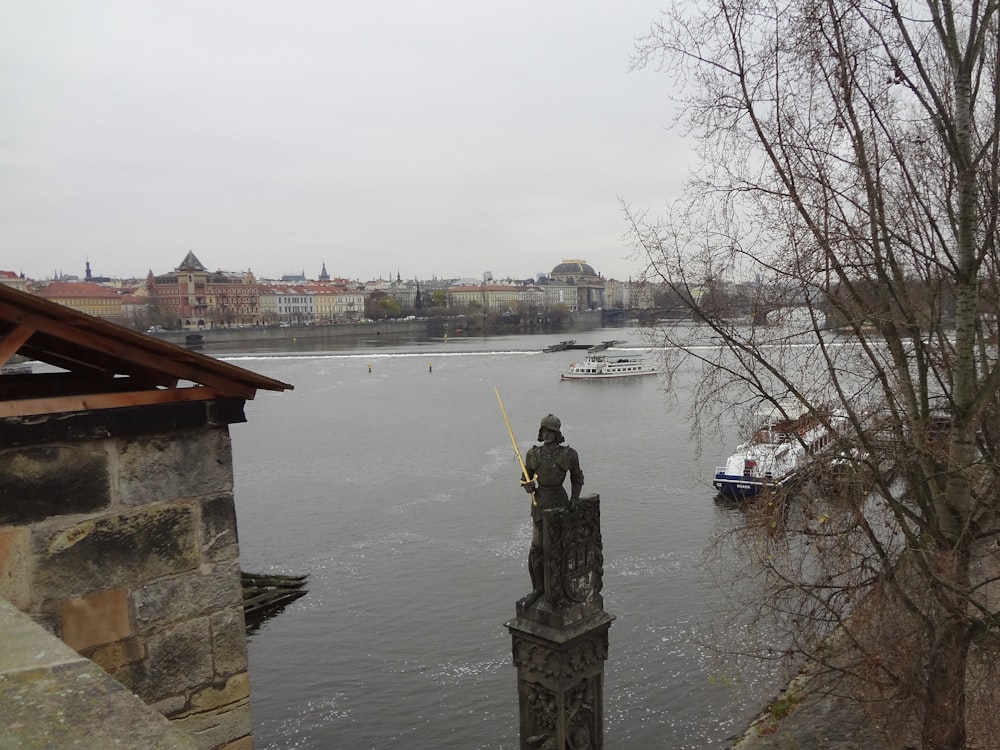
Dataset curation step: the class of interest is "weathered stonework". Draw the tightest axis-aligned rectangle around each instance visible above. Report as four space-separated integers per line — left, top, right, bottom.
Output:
32 503 200 600
82 635 147 672
200 494 241 563
211 606 251 676
58 586 132 652
189 673 251 712
510 625 612 748
133 559 243 630
118 431 234 507
174 701 254 750
217 737 255 750
0 445 111 524
0 526 31 608
0 597 200 750
138 616 216 702
0 400 256 749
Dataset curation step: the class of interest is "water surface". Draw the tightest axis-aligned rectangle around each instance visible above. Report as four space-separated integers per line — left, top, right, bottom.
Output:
226 330 776 748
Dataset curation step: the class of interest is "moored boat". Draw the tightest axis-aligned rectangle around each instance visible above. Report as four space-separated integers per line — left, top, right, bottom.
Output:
560 353 656 380
543 340 576 352
587 339 623 352
543 340 596 353
713 407 848 499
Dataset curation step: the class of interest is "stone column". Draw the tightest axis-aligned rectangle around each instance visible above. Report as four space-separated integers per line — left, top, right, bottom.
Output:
506 494 613 750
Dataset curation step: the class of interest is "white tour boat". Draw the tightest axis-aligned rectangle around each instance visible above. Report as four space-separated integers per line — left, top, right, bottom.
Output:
561 353 657 380
712 407 849 499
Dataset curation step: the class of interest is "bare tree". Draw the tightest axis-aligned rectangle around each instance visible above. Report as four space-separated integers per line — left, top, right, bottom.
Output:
629 0 1000 747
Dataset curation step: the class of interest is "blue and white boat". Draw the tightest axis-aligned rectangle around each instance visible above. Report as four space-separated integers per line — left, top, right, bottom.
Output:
713 408 848 499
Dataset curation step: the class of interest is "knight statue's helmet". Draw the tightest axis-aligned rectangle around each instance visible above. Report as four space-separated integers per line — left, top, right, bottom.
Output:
540 414 561 431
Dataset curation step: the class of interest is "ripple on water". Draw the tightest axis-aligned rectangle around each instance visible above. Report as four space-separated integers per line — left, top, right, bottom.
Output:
257 693 352 750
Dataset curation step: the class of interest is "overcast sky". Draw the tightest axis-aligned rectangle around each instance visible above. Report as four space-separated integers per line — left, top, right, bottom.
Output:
1 1 688 283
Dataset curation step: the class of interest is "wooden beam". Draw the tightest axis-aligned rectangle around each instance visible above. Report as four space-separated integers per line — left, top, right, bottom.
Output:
0 322 35 368
0 300 266 397
0 373 177 401
0 290 291 393
21 332 179 386
0 386 222 419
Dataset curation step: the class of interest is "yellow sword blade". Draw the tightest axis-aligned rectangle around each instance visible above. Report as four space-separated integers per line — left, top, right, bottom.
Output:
494 388 536 504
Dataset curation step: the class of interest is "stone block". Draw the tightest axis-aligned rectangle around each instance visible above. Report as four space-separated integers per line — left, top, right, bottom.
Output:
0 445 111 524
82 635 147 671
147 617 215 698
118 617 214 704
149 693 189 718
210 606 249 676
215 735 255 750
117 430 234 506
172 699 253 750
32 504 199 600
201 494 240 562
58 587 131 652
189 672 250 712
0 527 31 608
133 560 242 631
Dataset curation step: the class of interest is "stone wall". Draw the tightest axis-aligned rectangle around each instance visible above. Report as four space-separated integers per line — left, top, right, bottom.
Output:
0 399 254 750
0 596 202 749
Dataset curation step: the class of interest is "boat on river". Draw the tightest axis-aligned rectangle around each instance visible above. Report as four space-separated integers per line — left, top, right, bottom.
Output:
587 339 622 352
560 353 656 380
713 407 848 499
543 340 594 353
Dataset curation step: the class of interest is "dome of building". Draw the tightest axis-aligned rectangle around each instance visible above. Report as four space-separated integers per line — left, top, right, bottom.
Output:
551 260 597 278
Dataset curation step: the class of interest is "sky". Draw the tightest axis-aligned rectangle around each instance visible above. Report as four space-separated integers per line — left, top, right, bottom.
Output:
1 1 689 283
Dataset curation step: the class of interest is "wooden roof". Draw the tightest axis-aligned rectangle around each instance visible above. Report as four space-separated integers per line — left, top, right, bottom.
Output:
0 284 292 420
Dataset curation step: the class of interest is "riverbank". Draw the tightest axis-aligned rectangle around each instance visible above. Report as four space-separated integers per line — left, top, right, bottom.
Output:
150 309 605 349
150 318 430 348
729 545 1000 749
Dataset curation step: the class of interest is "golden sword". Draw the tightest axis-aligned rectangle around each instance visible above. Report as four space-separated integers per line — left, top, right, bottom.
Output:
494 387 536 506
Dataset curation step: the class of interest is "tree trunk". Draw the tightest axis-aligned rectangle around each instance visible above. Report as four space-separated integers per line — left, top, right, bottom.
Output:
921 620 971 748
921 548 973 750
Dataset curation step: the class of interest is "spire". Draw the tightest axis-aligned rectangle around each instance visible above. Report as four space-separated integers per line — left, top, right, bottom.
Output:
319 262 330 281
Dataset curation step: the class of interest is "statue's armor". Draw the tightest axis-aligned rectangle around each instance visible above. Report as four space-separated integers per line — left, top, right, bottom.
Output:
526 444 584 514
520 416 584 601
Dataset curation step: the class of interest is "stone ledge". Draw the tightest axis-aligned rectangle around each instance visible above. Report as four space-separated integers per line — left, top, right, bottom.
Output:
0 596 199 749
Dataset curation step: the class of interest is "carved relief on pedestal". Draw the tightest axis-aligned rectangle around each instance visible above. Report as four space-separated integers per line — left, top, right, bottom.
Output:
512 632 609 681
524 681 558 746
522 678 598 750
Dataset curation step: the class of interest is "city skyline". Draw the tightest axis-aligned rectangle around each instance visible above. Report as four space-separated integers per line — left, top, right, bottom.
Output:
1 1 690 285
22 254 630 286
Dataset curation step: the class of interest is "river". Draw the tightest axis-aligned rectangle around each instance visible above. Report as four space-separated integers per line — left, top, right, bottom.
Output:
222 328 778 749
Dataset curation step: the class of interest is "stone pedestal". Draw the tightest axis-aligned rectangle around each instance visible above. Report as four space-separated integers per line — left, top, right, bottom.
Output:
506 494 613 750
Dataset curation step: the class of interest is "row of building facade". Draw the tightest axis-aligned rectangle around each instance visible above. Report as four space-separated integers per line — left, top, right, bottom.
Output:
3 253 654 331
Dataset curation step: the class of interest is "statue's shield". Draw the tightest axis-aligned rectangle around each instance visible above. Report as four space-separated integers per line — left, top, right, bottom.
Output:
562 538 599 603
